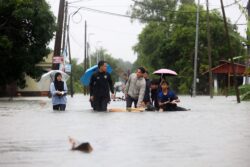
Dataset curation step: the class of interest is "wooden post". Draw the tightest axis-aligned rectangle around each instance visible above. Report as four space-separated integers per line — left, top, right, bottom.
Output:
220 0 240 103
206 0 213 98
52 0 65 70
67 16 74 97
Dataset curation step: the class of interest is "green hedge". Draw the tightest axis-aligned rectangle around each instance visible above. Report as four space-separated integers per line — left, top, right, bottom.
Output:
239 85 250 101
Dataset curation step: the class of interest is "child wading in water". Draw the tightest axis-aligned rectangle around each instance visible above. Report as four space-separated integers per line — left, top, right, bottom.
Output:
158 80 188 111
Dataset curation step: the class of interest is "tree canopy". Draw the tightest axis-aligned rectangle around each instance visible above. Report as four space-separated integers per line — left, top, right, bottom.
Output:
129 1 245 93
0 0 56 88
87 48 133 82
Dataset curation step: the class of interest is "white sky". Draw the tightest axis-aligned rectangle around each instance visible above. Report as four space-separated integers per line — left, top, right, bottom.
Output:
46 0 248 64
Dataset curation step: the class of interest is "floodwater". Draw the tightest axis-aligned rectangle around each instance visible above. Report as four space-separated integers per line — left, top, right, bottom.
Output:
0 94 250 167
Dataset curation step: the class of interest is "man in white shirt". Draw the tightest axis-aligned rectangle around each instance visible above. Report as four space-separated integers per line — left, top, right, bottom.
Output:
124 67 146 108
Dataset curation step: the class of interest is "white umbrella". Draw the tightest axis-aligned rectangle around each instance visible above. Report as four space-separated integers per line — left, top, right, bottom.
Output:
38 70 69 90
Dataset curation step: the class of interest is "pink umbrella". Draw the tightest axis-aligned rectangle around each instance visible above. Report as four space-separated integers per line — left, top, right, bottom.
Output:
153 68 178 76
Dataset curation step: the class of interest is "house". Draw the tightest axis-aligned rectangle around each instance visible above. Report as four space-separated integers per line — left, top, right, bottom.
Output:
203 60 250 94
17 52 53 96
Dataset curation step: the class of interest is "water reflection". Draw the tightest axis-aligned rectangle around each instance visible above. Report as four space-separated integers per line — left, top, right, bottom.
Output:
0 95 250 167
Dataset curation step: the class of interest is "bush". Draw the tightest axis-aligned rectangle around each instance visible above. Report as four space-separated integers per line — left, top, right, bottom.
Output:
239 85 250 101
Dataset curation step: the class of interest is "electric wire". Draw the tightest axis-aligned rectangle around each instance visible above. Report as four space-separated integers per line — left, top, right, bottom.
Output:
68 5 246 26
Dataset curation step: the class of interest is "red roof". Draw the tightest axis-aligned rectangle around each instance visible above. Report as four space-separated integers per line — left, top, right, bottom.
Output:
203 60 249 75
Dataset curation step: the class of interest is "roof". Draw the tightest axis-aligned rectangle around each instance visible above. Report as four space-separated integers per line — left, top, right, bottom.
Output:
203 60 249 76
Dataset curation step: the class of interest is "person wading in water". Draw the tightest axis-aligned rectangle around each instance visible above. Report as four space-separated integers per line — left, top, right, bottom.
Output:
89 60 115 111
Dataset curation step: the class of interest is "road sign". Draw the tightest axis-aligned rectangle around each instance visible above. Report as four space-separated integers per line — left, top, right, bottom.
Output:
53 57 64 63
65 64 71 73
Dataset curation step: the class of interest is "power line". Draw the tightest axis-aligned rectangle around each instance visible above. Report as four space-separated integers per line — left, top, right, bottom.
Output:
69 32 84 48
132 0 242 12
89 24 140 36
69 5 246 27
68 0 89 4
212 0 243 10
235 12 244 24
69 0 244 19
69 5 134 18
69 5 169 22
236 23 247 25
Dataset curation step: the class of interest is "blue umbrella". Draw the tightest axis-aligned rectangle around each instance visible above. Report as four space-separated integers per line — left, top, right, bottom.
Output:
80 64 112 86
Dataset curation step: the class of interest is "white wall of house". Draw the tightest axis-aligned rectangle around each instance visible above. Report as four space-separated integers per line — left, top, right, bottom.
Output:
18 52 53 94
17 75 50 92
213 74 218 94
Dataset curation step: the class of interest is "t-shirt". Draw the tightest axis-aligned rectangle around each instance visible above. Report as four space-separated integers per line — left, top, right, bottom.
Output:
158 90 178 103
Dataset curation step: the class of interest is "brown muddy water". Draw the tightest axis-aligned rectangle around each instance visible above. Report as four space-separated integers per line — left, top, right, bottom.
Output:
0 94 250 167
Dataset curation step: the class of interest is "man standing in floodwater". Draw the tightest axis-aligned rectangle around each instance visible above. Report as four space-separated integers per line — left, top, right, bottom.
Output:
124 67 146 108
89 60 115 111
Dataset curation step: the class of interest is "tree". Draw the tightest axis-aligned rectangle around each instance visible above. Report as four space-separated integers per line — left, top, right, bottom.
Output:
130 2 245 93
0 0 56 88
69 58 84 93
180 0 195 4
88 48 132 82
128 0 178 23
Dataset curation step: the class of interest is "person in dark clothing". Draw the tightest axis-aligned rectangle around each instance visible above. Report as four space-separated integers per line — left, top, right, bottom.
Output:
143 70 151 106
150 79 160 110
89 60 115 111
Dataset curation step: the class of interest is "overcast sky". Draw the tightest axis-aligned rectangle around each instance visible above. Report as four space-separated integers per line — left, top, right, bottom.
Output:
46 0 248 64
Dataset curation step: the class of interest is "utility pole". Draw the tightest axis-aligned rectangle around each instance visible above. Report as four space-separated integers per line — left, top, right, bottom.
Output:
96 41 102 63
52 0 65 70
83 20 87 95
220 0 240 103
87 42 90 67
206 0 213 98
246 1 250 84
96 47 98 64
67 16 74 97
62 1 68 53
87 33 94 67
84 20 87 72
193 0 200 97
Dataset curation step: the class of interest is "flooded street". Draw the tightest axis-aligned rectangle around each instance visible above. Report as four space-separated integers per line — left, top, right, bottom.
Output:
0 94 250 167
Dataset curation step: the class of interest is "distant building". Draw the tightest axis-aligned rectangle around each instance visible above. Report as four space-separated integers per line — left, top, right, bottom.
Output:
17 52 53 96
202 60 250 95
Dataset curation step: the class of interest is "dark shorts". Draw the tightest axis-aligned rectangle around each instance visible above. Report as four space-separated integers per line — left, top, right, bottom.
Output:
126 95 138 108
163 104 188 111
92 96 110 111
53 104 66 111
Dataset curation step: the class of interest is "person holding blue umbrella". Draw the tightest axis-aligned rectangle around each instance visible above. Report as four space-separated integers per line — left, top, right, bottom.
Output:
89 60 115 111
80 64 112 86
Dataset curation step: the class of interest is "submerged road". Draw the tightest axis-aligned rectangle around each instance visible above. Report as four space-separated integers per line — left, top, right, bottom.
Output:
0 94 250 167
